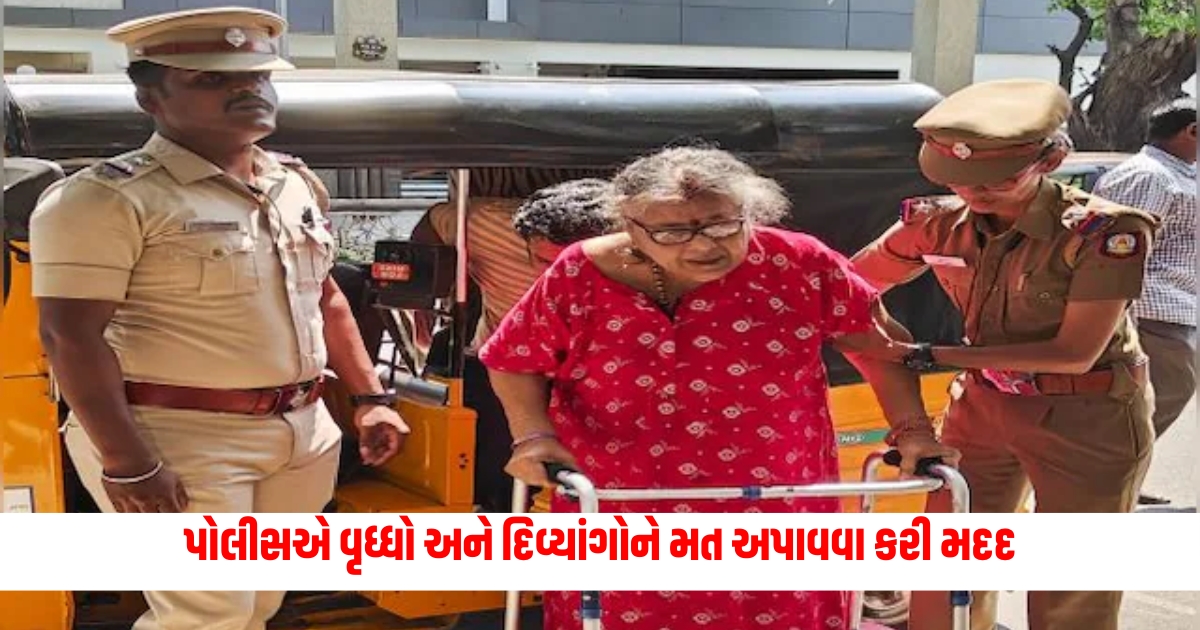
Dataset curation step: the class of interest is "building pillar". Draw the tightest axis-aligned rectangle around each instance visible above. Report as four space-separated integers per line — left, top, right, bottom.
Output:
333 0 399 69
910 0 981 95
487 0 510 22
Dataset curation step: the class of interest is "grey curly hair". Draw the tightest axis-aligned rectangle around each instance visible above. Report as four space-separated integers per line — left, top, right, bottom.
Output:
610 147 791 225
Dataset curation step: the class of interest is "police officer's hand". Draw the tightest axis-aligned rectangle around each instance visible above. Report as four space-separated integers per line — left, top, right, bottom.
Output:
894 434 962 476
505 437 580 487
102 463 190 513
355 405 409 466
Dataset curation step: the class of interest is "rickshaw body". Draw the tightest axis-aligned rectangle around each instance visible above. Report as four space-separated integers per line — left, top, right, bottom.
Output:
2 70 963 629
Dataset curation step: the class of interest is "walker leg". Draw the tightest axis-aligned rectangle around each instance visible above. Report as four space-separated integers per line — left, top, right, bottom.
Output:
849 590 863 630
504 480 532 630
581 590 601 630
951 590 971 630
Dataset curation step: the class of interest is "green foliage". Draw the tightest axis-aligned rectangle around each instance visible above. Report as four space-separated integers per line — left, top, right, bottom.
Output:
1049 0 1197 39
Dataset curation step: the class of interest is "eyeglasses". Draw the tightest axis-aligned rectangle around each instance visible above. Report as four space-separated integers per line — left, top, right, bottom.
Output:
627 216 746 245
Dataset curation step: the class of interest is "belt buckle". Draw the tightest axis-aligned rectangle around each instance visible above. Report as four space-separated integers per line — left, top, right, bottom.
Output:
280 380 319 413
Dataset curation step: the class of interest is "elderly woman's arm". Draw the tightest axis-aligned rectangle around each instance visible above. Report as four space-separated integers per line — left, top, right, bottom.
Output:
487 370 580 487
831 300 962 474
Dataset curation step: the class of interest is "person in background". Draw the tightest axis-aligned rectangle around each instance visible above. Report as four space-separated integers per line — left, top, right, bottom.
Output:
480 146 959 630
412 176 615 511
852 79 1157 630
1092 97 1197 506
512 178 616 266
29 8 406 630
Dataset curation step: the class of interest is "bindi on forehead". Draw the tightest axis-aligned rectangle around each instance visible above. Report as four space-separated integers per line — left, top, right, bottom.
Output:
634 198 740 228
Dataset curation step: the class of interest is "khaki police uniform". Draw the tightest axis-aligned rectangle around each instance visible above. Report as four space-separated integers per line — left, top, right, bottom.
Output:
852 80 1157 630
28 8 342 630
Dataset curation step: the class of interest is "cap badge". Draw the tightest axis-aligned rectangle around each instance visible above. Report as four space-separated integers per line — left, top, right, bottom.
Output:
225 27 248 48
951 142 973 160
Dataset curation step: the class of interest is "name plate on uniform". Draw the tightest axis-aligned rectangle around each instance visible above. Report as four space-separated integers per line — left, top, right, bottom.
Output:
921 254 967 268
184 220 243 233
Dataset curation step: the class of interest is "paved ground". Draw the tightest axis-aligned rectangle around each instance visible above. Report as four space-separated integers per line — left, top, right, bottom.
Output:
995 397 1197 630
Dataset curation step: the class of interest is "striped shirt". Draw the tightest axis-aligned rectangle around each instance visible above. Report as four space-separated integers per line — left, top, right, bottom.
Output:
1094 145 1197 327
430 198 543 352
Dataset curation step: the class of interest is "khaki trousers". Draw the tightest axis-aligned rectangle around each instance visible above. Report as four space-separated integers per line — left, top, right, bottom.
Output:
909 368 1153 630
65 401 343 630
1137 319 1197 439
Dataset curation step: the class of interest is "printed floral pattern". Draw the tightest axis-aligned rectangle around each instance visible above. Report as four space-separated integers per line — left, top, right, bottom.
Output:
480 228 878 630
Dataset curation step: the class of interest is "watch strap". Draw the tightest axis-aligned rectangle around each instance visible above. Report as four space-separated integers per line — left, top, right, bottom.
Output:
350 392 398 407
902 343 938 371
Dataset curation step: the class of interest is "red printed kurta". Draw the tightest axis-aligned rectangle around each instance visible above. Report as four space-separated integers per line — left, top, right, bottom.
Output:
479 227 879 630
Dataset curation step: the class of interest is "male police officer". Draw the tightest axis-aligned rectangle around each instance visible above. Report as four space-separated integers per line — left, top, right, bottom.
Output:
29 8 407 630
852 80 1157 630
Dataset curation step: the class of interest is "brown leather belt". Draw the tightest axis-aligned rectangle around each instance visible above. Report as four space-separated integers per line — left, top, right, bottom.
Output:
970 363 1147 396
124 377 325 416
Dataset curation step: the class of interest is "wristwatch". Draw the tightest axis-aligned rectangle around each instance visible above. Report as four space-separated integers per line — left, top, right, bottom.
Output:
349 392 398 408
900 343 938 372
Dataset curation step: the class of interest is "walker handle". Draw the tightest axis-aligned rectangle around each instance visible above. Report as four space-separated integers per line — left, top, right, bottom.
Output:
882 449 944 477
543 462 579 485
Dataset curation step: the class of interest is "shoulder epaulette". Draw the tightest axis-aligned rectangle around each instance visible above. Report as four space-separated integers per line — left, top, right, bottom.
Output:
269 151 307 167
87 152 158 185
900 195 966 224
1060 187 1158 237
271 151 330 212
1060 204 1116 237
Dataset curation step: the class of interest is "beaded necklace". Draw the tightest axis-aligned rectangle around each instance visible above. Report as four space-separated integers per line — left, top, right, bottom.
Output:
624 247 674 310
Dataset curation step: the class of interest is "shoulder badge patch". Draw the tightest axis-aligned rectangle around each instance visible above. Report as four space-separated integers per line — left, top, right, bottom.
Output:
1100 232 1142 258
901 195 965 224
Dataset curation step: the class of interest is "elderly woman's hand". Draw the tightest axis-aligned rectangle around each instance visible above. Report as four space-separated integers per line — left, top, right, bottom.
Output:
894 433 962 476
505 436 581 487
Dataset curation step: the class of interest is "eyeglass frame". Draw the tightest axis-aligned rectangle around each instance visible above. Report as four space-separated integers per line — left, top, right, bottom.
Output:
625 215 748 245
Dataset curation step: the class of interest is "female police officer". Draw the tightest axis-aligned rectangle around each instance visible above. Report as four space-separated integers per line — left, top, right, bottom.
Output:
851 79 1158 630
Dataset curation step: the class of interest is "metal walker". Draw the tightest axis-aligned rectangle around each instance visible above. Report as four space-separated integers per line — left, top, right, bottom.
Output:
503 450 971 630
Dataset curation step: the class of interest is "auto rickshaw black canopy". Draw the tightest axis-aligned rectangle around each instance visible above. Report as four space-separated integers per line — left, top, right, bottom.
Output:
7 70 937 171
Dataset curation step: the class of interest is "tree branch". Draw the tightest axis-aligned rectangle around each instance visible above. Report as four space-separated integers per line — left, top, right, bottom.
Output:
1072 79 1100 107
1064 0 1090 22
1051 1 1096 91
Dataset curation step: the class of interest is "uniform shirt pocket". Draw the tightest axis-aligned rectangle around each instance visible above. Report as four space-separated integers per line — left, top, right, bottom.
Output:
170 232 261 296
1003 273 1069 338
294 223 337 290
932 267 975 312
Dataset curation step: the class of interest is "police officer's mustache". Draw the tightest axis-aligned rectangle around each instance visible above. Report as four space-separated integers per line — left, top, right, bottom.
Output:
226 94 274 112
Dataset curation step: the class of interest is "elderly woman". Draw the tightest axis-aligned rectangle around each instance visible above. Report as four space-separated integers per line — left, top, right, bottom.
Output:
478 147 958 630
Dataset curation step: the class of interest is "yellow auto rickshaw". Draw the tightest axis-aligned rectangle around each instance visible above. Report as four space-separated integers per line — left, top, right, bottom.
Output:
3 70 963 630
